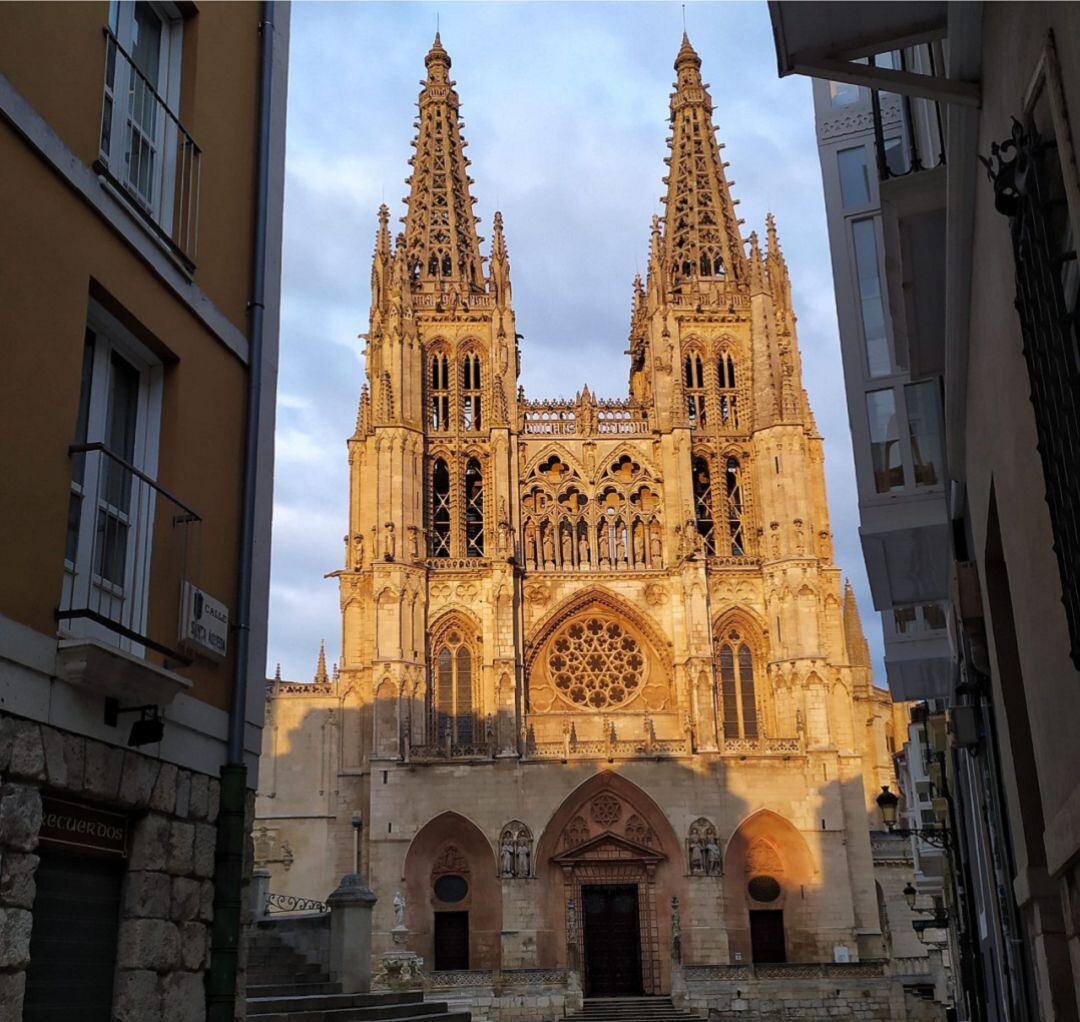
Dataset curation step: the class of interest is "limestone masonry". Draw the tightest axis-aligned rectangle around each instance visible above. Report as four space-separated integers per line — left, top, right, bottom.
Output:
256 33 945 1021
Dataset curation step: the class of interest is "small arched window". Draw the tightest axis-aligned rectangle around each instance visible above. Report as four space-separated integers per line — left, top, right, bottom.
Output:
725 456 746 556
684 354 706 427
430 354 450 431
441 252 453 277
464 458 484 557
434 628 474 745
462 354 482 431
718 626 758 740
692 456 716 556
431 458 451 557
718 354 739 428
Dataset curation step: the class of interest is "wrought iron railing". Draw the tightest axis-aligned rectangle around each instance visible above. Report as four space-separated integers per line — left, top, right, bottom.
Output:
265 892 328 915
98 27 202 267
59 443 201 661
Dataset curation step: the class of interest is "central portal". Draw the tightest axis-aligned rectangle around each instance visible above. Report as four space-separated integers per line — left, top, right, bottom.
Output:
582 884 644 997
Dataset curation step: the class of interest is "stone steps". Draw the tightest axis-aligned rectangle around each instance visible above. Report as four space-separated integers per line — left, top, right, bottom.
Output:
567 996 708 1022
245 928 470 1022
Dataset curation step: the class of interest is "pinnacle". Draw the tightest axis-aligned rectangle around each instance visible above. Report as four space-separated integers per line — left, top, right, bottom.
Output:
314 639 329 684
675 31 701 70
425 30 450 70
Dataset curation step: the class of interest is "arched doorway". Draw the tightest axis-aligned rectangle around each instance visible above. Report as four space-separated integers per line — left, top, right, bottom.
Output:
403 811 502 971
536 772 684 996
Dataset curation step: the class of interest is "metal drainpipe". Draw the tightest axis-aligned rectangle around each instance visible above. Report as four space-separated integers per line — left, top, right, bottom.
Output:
207 3 276 1018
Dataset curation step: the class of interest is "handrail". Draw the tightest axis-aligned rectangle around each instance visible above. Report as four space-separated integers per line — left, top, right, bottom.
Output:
69 443 202 520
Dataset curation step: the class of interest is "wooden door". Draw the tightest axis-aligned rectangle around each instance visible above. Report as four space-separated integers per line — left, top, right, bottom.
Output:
582 884 644 996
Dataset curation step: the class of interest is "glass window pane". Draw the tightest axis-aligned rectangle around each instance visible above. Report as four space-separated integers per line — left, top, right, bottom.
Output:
720 646 738 739
904 380 944 487
837 147 870 208
884 136 908 176
852 219 892 377
829 80 861 107
867 388 905 492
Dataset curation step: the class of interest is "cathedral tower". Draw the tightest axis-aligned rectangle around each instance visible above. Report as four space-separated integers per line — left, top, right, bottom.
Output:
259 34 925 1019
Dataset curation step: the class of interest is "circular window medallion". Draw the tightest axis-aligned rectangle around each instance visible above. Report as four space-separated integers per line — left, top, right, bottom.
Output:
747 875 781 903
434 874 469 903
546 616 647 709
590 792 622 826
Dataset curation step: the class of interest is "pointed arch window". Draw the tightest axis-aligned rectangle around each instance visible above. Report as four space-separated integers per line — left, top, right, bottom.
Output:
718 353 739 428
430 354 450 431
719 627 758 740
434 628 475 745
725 456 746 556
684 354 706 427
692 456 716 555
462 354 482 431
699 249 725 277
431 458 451 558
464 458 484 557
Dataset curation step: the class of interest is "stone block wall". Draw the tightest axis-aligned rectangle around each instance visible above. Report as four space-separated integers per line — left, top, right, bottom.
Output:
0 713 234 1022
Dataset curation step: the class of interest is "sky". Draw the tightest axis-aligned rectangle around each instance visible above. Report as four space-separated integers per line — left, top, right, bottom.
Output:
267 0 888 684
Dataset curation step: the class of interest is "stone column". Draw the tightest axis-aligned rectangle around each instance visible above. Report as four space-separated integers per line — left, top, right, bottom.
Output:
327 873 377 993
250 868 271 921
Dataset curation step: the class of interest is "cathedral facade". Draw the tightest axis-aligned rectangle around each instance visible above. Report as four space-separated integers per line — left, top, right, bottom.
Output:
257 33 941 1019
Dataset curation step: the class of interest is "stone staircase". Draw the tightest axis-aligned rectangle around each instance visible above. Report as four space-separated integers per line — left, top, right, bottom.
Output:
566 997 708 1022
246 928 470 1022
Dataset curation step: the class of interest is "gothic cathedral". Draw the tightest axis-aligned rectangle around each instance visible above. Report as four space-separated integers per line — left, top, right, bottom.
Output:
258 33 937 1020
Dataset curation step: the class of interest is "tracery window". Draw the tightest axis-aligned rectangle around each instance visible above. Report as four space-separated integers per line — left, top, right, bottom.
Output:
431 458 451 557
430 354 450 431
692 456 716 555
434 628 474 744
547 616 646 709
464 458 484 556
717 353 739 428
462 354 482 431
699 249 725 277
684 354 706 427
718 627 757 739
725 456 746 556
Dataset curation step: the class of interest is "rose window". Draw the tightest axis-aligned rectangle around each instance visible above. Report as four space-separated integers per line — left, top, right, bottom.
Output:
546 616 647 708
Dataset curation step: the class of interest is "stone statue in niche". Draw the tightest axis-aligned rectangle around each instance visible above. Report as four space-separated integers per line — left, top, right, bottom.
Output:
542 528 555 568
384 522 396 561
578 532 590 568
500 833 515 877
633 522 645 564
352 532 364 570
688 832 705 874
688 818 721 876
393 890 406 929
650 527 663 563
561 526 573 565
499 821 533 878
705 833 722 876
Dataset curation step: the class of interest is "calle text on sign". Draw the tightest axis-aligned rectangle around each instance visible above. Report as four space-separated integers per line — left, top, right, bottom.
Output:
39 795 129 859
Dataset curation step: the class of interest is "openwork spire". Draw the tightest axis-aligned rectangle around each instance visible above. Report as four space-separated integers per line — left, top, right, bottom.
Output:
662 33 747 292
403 33 485 294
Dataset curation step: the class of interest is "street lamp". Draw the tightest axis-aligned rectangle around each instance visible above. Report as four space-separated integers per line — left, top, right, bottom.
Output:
875 785 951 848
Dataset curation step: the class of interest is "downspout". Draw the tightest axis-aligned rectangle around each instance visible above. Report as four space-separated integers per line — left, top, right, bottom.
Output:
207 3 277 1019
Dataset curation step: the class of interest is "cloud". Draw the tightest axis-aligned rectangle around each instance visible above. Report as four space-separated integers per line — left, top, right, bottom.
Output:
268 1 887 684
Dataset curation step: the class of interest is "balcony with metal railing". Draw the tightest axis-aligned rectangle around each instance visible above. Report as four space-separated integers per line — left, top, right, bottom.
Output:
57 442 202 705
97 28 202 268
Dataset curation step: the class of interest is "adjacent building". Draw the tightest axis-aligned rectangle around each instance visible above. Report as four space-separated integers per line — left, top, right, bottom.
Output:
769 3 1080 1020
258 33 945 1022
0 3 289 1020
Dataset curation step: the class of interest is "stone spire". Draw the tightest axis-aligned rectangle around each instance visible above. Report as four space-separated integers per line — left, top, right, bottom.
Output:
843 580 872 669
488 210 511 307
314 640 329 685
660 33 747 293
402 33 485 295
